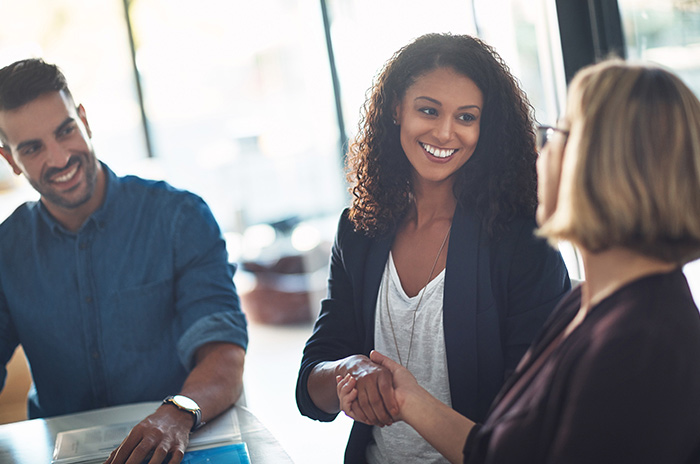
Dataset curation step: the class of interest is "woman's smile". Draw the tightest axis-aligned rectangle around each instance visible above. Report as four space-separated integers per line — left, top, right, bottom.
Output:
419 142 458 159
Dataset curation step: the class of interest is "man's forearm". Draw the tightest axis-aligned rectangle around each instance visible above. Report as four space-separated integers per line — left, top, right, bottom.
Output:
105 342 246 464
175 342 246 423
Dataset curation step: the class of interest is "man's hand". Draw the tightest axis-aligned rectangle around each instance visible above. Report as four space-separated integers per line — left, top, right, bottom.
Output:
103 342 245 464
104 404 194 464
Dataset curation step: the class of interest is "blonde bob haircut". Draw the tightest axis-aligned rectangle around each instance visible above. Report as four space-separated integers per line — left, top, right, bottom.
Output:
538 59 700 265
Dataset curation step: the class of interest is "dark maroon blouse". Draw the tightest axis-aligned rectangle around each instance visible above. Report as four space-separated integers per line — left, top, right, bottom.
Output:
464 269 700 464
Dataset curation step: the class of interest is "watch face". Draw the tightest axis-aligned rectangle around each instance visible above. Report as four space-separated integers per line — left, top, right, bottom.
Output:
172 395 198 411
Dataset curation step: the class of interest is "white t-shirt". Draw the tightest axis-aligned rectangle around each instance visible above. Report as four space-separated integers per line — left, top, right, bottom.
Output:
366 252 452 464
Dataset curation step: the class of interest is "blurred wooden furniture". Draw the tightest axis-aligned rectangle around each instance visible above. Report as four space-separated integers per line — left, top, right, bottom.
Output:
0 346 31 424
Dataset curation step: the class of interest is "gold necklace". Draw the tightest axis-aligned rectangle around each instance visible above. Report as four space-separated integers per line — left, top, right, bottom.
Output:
385 227 451 368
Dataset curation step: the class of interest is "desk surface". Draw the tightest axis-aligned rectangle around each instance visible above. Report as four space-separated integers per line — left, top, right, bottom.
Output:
0 402 293 463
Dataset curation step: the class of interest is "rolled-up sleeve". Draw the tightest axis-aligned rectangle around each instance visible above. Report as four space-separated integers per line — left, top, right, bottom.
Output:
171 194 248 370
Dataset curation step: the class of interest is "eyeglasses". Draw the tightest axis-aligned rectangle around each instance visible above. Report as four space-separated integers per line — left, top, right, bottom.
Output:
536 125 569 151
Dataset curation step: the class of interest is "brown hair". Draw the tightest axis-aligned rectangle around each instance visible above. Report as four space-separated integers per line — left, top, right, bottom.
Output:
0 58 73 145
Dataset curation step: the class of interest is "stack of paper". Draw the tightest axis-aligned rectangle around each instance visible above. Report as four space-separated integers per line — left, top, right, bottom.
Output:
52 408 247 464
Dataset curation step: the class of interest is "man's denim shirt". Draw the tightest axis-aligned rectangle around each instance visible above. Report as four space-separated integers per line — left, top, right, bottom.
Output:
0 164 248 418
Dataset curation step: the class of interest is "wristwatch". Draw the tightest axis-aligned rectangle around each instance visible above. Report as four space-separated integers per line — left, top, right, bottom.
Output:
162 395 204 432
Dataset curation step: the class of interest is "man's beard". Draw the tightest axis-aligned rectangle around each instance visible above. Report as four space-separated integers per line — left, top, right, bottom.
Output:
32 152 98 210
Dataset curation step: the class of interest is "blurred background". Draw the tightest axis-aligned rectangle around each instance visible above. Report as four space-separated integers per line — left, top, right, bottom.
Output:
0 0 699 462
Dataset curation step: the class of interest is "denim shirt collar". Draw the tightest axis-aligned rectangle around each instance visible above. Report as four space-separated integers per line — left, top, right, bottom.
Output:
37 161 115 237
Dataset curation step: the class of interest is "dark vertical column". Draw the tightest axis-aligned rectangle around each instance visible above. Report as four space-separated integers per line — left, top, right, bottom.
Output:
556 0 626 83
122 0 155 158
320 0 349 159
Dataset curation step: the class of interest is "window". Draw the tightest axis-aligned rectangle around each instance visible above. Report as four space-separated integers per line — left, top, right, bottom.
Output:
0 0 146 215
619 0 700 95
324 0 476 141
474 0 565 125
619 0 700 301
128 0 346 232
0 0 147 174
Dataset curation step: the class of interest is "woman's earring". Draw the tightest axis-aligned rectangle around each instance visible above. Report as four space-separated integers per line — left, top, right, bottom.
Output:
392 118 398 125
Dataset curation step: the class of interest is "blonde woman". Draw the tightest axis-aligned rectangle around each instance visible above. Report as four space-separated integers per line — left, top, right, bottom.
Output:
340 60 700 463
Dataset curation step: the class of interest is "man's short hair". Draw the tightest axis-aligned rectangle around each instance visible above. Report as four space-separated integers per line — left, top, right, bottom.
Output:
0 58 72 111
538 60 700 265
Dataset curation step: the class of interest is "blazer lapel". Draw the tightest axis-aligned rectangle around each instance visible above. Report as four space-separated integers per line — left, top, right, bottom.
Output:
443 206 482 418
361 233 393 353
488 286 580 414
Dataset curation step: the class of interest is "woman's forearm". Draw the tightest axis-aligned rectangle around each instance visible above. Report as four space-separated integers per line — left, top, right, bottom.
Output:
402 385 476 464
307 359 346 414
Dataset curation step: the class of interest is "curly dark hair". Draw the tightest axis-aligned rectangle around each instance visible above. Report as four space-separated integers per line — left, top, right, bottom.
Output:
346 33 538 238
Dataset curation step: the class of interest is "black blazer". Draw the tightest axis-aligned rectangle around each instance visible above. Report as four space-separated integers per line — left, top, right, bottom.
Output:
296 205 570 462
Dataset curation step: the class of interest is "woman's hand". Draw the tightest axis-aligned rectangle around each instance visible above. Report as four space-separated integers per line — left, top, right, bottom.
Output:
369 350 422 420
371 350 475 464
336 374 359 418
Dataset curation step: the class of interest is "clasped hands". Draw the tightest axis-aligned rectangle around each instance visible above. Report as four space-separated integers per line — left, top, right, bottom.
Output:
336 350 419 427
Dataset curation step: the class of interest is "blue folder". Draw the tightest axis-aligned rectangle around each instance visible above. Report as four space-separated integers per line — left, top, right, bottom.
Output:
181 443 250 464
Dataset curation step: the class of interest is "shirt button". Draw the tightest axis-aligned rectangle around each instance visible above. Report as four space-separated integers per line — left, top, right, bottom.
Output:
79 242 88 250
85 296 93 303
92 351 100 359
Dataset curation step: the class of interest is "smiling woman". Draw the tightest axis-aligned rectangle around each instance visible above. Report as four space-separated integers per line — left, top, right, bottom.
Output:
344 34 541 240
296 33 570 464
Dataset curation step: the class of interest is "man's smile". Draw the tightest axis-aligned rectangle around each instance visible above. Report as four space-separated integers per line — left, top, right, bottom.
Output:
44 157 82 186
51 162 79 183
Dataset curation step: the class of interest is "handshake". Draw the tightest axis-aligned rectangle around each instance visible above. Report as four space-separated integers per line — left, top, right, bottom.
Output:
335 351 422 428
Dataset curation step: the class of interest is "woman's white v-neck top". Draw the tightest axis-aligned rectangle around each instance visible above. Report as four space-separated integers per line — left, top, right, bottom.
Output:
367 252 452 463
